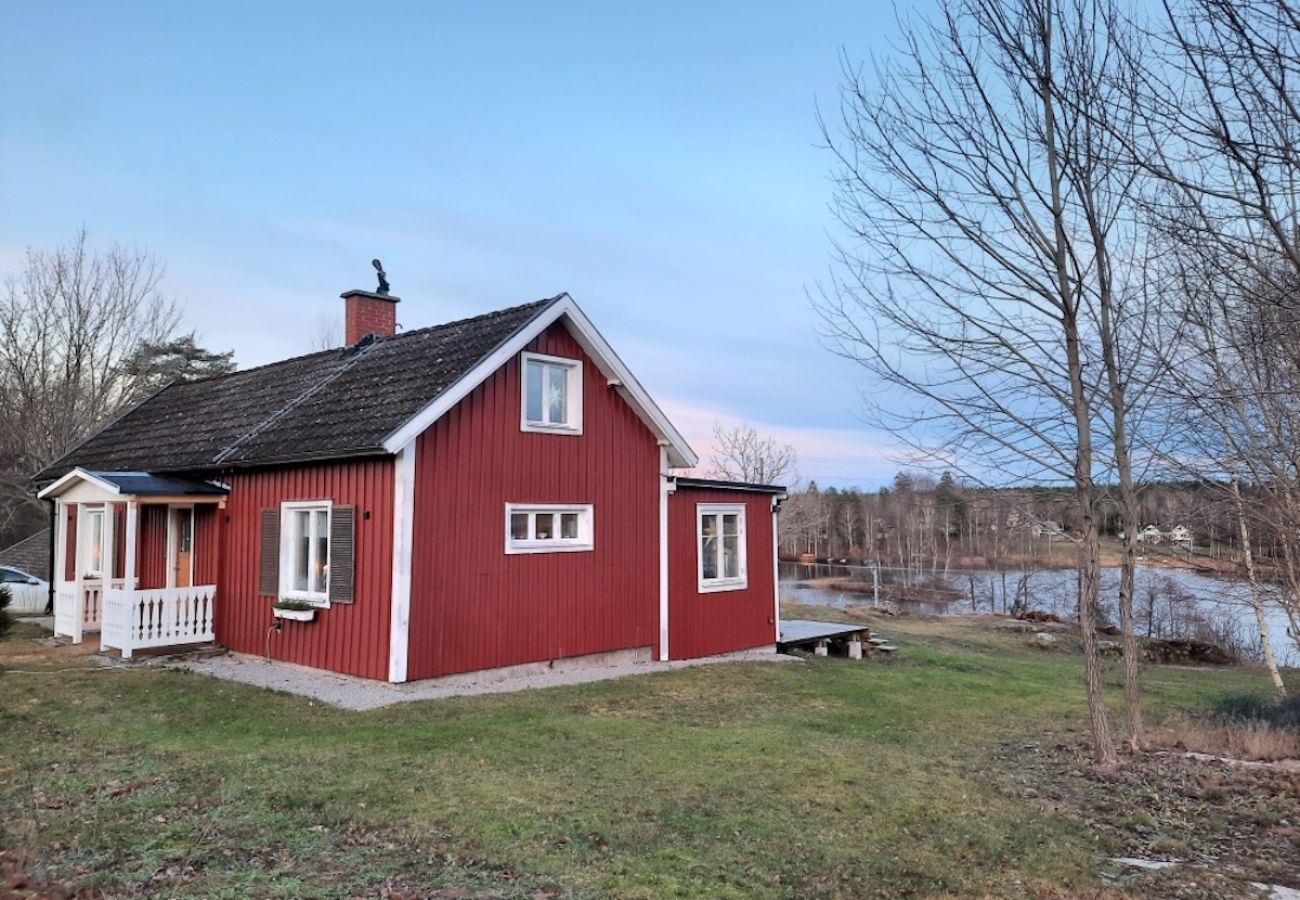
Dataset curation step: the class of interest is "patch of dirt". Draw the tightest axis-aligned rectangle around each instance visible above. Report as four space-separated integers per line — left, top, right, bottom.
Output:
0 851 101 899
996 736 1300 895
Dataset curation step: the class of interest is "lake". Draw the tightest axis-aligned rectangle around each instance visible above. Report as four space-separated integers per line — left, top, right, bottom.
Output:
780 561 1299 666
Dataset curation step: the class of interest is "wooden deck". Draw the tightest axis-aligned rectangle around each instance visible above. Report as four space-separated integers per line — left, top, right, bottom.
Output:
777 618 897 658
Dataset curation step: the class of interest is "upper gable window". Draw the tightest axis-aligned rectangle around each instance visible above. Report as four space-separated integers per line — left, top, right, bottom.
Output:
521 351 583 434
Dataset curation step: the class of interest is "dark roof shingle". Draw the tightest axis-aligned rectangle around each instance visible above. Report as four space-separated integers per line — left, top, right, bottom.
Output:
38 297 557 480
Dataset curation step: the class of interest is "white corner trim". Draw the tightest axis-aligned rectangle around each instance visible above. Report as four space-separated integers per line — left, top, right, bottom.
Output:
771 500 781 644
388 445 416 683
659 446 670 662
380 295 698 467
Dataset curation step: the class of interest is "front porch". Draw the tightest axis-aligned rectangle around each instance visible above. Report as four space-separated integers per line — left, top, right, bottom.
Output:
40 469 228 659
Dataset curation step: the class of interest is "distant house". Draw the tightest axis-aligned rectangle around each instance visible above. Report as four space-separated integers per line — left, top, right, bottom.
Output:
1138 524 1163 544
35 287 786 682
1168 524 1192 545
1030 520 1064 539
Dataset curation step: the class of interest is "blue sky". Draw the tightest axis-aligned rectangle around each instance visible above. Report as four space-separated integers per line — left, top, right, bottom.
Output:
1 1 911 488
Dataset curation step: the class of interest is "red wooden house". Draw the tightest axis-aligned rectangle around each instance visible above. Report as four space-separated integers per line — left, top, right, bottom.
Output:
36 287 785 682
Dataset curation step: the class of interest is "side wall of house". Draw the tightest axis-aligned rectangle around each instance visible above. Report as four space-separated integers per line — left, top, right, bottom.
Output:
217 459 394 679
668 487 777 660
406 322 661 680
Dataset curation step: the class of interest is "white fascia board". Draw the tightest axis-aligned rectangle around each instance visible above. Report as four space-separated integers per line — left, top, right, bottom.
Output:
381 295 699 467
37 467 122 500
558 298 698 468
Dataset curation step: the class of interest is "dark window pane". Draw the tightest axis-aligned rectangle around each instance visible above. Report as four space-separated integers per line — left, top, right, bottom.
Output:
526 361 544 422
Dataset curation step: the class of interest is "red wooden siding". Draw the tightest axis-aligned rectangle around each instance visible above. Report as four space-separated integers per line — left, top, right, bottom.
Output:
136 505 169 589
216 459 394 679
406 322 660 679
64 506 77 582
113 504 126 580
194 505 219 585
668 487 777 659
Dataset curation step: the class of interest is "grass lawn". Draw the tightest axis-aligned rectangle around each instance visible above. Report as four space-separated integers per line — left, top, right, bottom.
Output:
1 608 1294 899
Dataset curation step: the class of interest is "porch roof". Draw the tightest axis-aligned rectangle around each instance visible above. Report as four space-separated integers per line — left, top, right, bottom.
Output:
37 468 228 501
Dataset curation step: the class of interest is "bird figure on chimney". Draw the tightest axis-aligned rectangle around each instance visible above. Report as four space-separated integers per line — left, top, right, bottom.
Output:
372 258 390 295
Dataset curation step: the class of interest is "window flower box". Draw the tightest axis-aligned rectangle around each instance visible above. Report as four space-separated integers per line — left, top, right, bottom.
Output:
273 600 317 622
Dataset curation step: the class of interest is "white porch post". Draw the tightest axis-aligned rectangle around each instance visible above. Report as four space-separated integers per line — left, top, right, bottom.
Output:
52 501 66 604
71 504 83 645
118 501 138 659
99 502 115 651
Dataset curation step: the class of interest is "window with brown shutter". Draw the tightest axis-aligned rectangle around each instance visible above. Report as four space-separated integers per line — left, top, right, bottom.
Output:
259 508 279 596
328 505 355 604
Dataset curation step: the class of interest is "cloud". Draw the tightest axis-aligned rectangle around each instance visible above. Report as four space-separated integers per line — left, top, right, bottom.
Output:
658 395 899 489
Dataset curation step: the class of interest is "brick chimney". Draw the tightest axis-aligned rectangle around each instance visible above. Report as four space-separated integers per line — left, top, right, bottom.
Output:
341 289 399 345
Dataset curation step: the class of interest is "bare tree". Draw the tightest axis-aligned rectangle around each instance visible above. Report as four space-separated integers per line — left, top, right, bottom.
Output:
707 422 798 486
1131 0 1300 689
815 0 1148 765
0 230 180 532
309 311 343 351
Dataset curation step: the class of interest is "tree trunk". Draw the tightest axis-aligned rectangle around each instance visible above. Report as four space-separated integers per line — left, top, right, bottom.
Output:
1230 474 1287 697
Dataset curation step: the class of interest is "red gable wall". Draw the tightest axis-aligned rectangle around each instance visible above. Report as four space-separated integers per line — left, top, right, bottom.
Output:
216 459 394 680
405 321 661 679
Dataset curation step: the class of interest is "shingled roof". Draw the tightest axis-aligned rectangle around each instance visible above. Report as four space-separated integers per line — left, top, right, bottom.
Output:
37 297 559 481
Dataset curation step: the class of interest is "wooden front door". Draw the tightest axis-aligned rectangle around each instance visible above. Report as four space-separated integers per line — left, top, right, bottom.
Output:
169 507 194 588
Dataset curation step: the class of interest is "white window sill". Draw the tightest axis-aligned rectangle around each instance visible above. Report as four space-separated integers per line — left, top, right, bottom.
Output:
699 579 748 593
520 421 583 436
505 543 594 555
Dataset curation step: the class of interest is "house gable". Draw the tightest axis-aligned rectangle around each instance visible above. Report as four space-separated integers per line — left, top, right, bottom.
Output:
404 319 663 679
382 294 696 467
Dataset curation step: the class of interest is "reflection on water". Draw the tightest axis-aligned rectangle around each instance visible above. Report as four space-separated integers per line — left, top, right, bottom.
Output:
780 561 1299 666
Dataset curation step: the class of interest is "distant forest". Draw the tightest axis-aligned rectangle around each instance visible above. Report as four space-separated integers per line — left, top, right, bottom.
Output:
780 471 1264 570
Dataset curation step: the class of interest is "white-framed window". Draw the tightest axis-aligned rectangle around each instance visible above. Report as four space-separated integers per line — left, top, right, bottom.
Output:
280 500 331 605
81 507 105 579
505 503 594 554
698 504 747 592
520 351 583 434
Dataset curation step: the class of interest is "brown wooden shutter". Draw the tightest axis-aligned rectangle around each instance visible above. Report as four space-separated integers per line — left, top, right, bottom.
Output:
328 505 355 604
259 508 280 596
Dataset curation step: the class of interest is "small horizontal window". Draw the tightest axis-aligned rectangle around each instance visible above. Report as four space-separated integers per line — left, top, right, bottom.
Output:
505 503 593 554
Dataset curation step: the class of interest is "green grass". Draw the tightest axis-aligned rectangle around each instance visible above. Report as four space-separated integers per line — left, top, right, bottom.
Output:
0 608 1292 898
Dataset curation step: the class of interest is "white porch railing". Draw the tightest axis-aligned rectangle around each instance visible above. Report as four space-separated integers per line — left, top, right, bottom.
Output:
53 579 122 640
100 585 216 659
54 586 77 638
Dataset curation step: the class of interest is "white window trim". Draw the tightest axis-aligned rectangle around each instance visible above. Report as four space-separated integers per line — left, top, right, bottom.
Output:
504 503 594 554
697 503 748 592
81 507 107 579
280 500 333 607
519 351 583 435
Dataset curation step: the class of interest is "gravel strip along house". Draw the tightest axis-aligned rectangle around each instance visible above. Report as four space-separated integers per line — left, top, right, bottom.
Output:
34 280 785 682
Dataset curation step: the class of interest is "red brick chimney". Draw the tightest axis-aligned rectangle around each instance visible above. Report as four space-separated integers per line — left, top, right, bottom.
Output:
341 289 399 344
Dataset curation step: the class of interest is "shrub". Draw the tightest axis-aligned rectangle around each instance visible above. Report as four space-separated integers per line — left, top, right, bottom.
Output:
1212 692 1300 731
273 598 315 612
0 585 13 640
